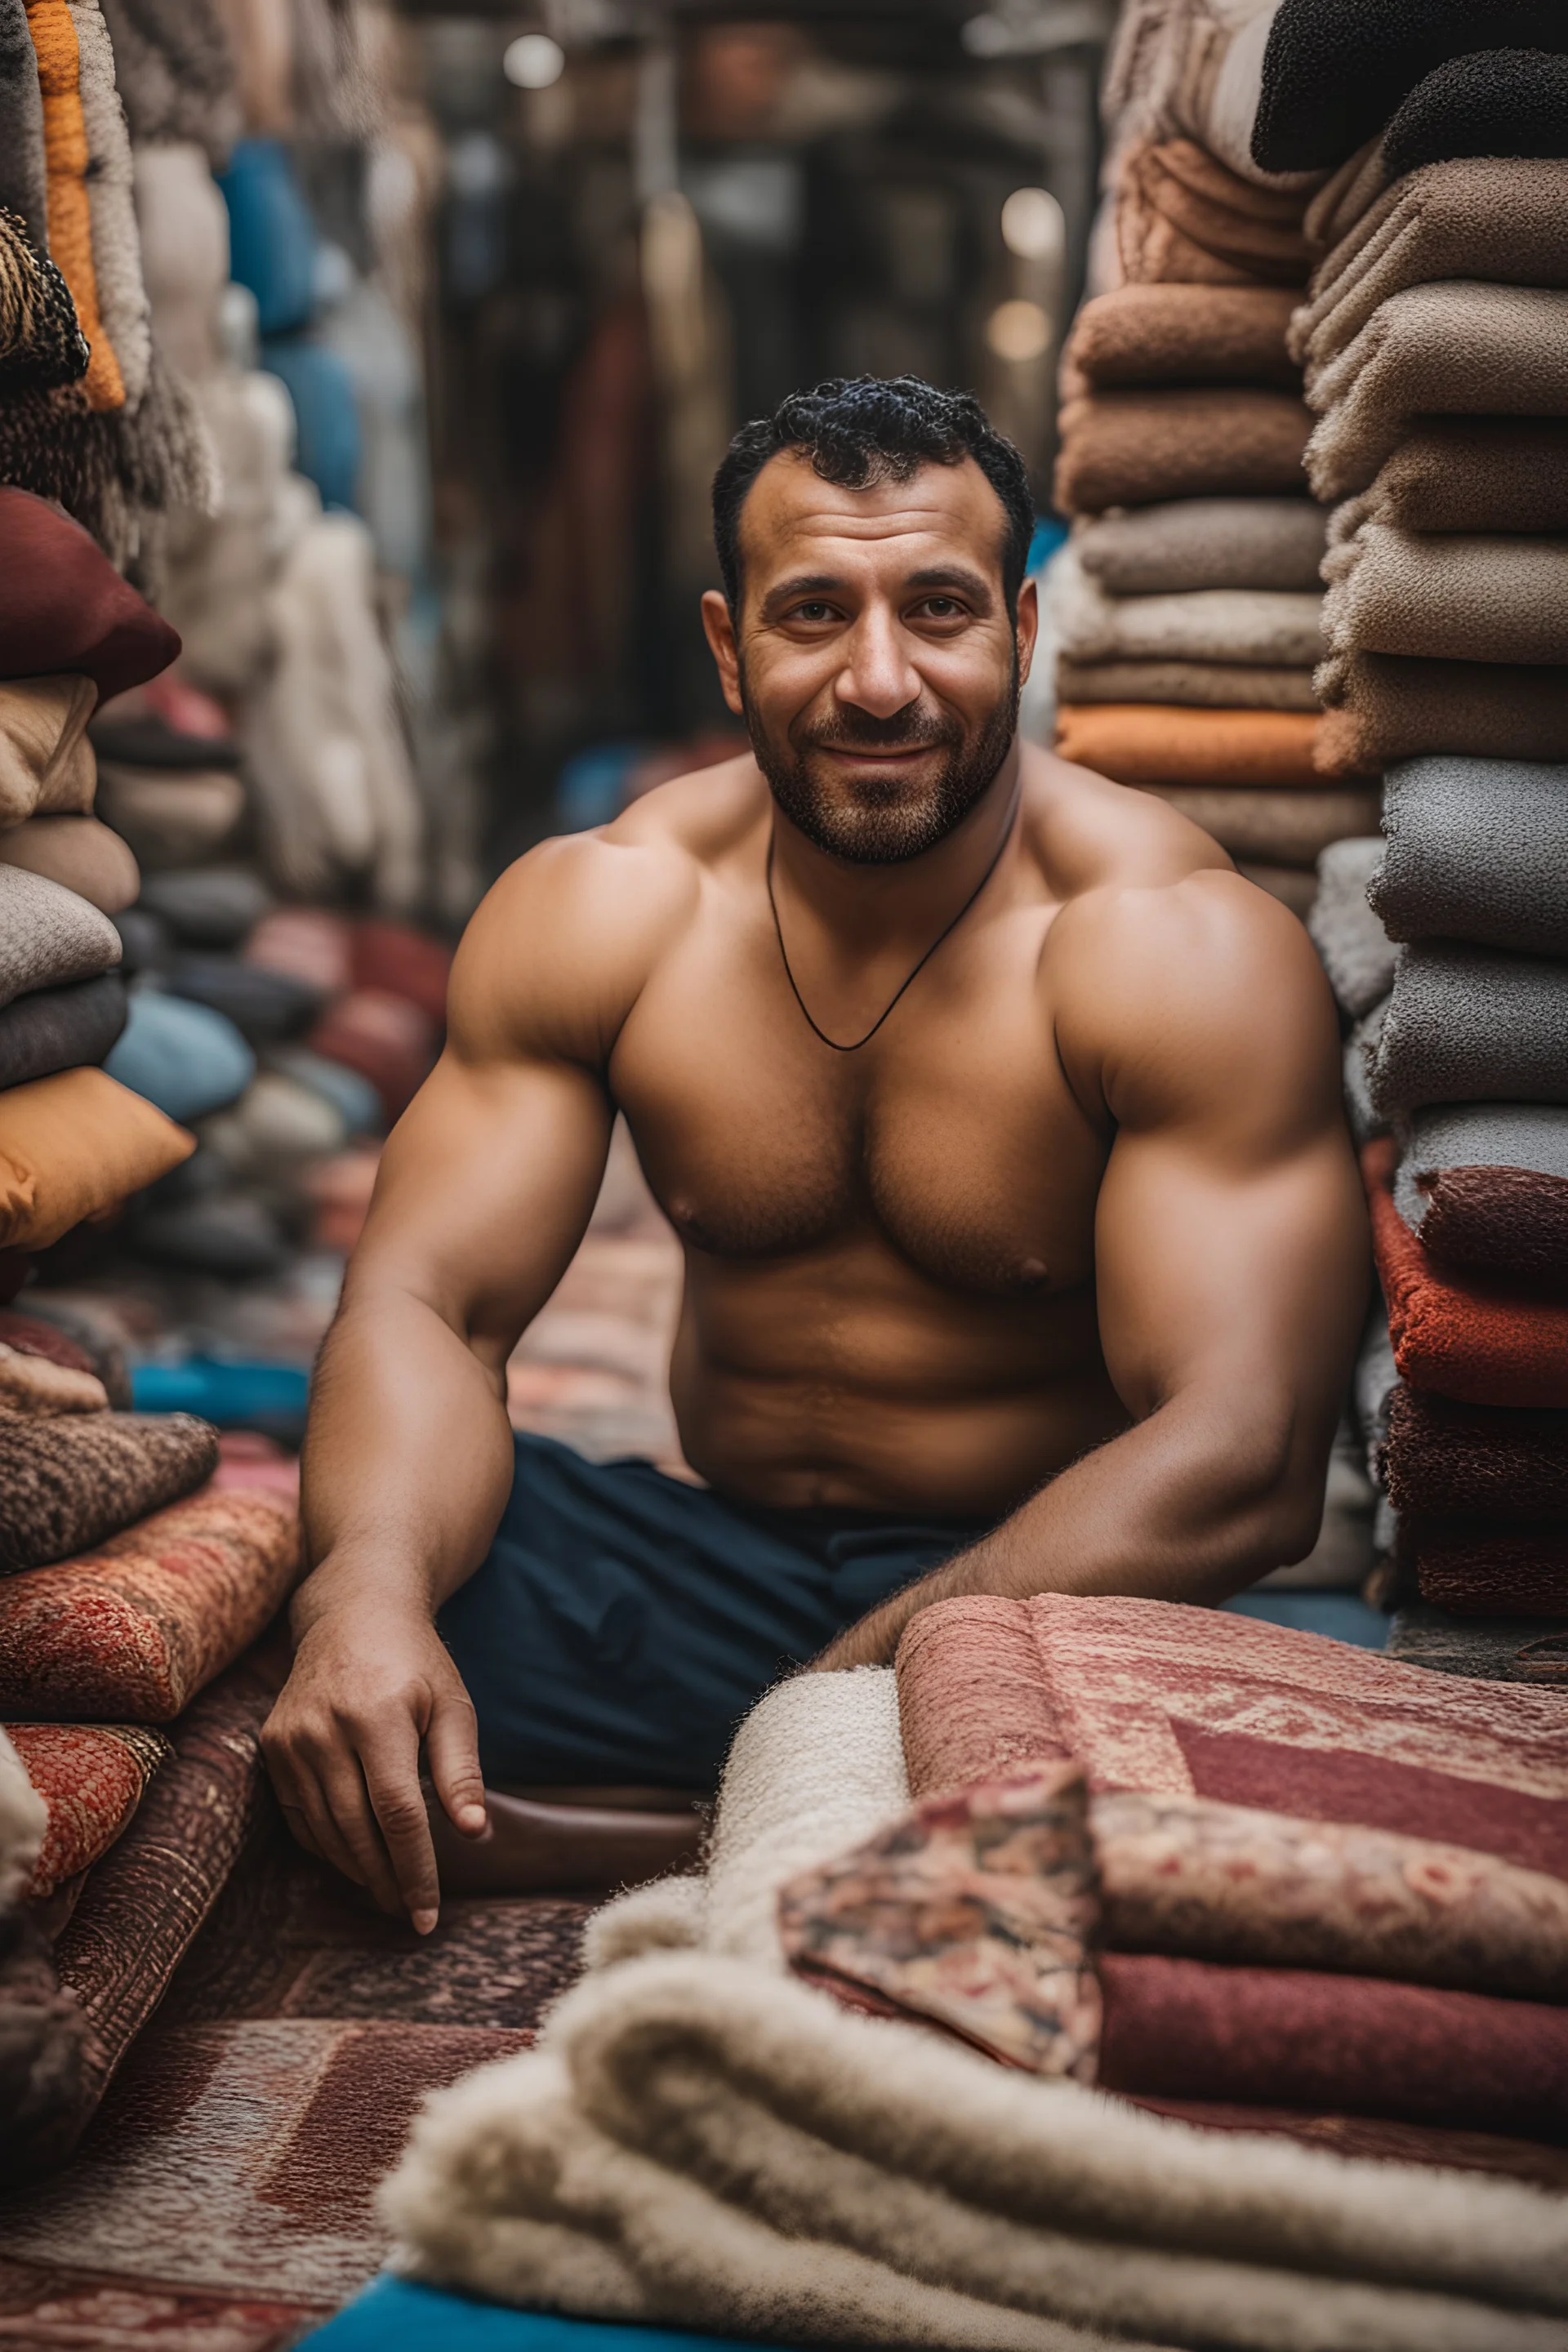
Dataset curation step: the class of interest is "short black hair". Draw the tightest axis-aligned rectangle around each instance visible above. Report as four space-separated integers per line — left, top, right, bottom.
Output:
711 376 1036 619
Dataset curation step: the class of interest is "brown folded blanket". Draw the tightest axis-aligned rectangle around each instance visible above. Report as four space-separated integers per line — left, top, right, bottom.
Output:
0 1067 193 1252
1062 283 1300 391
1323 526 1568 666
1139 782 1379 866
1119 139 1313 287
1305 282 1568 501
1054 387 1313 514
1049 550 1325 667
1292 157 1568 375
1329 419 1568 539
1055 703 1323 787
1073 498 1327 595
0 813 140 914
1395 1104 1568 1287
1313 653 1568 776
0 1407 219 1574
1401 1520 1568 1621
0 675 97 829
1384 1386 1568 1525
1057 654 1320 710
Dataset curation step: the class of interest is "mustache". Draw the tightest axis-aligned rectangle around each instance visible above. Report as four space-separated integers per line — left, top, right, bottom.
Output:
793 702 962 754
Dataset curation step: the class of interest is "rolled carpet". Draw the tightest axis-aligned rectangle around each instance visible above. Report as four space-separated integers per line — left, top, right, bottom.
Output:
1117 139 1313 288
1071 498 1326 597
1304 283 1568 503
1054 388 1314 515
1308 837 1393 1019
1371 757 1568 957
1323 528 1568 669
0 673 97 827
1384 1387 1568 1525
1137 783 1379 867
1364 1137 1568 1410
6 1721 170 1896
1062 283 1299 391
1329 420 1568 541
0 862 121 1010
1055 655 1319 711
102 987 255 1123
0 968 126 1089
1394 1105 1568 1285
0 1405 218 1574
1047 552 1324 669
1401 1521 1568 1621
0 813 140 913
1314 653 1568 777
1366 945 1568 1120
0 1066 192 1251
0 1485 299 1717
1055 703 1322 789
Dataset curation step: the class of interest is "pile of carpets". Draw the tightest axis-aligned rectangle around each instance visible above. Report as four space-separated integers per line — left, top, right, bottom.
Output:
1047 0 1379 919
369 1596 1568 2350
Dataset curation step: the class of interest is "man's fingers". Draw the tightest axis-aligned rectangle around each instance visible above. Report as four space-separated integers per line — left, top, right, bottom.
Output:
426 1686 488 1838
359 1733 444 1933
314 1749 410 1918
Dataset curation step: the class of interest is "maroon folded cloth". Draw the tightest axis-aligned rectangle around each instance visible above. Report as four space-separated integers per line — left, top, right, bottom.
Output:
1401 1520 1568 1619
0 490 180 698
1384 1387 1568 1524
350 923 452 1030
1416 1162 1568 1290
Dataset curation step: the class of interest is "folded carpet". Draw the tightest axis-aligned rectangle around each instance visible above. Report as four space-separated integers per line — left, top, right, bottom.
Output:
5 1721 170 1896
1291 158 1568 376
1370 756 1568 958
1137 783 1378 867
1071 497 1326 596
1323 527 1568 669
0 861 120 1011
1055 654 1318 711
1307 837 1392 1018
1047 552 1324 669
1366 944 1568 1120
0 1064 192 1250
1055 702 1322 788
1250 0 1568 175
1118 138 1313 287
0 1405 218 1575
1400 1521 1568 1621
92 765 246 871
0 672 97 827
1304 283 1568 503
1062 283 1299 391
1364 1137 1568 1410
0 486 179 697
1328 419 1568 540
1054 389 1314 514
0 1483 297 1715
0 811 140 911
1314 653 1568 776
102 986 256 1123
1394 1104 1568 1284
0 967 125 1089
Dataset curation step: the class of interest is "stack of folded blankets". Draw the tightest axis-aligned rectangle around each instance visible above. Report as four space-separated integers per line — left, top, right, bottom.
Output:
1262 16 1568 1650
1048 1 1380 918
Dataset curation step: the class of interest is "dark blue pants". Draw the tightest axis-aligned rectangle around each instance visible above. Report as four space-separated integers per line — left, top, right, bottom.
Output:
437 1433 986 1791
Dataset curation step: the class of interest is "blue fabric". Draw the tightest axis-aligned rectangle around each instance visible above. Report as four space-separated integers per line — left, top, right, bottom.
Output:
261 335 363 510
297 2277 797 2350
219 139 318 337
270 1045 385 1135
1224 1590 1390 1650
104 988 255 1122
439 1433 985 1791
131 1355 309 1431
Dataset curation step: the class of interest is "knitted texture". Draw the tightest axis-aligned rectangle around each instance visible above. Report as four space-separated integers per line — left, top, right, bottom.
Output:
0 860 119 1009
1048 550 1323 667
1072 497 1325 596
1367 944 1568 1119
1057 655 1317 711
0 202 87 391
1329 419 1568 540
0 1406 217 1572
1385 1386 1568 1526
1383 48 1568 183
1055 386 1312 513
1055 704 1321 789
1314 653 1568 777
0 1066 191 1250
1062 283 1298 390
68 0 149 412
0 0 49 252
1117 138 1312 287
1371 757 1568 957
0 813 139 911
7 1719 168 1893
0 966 125 1086
1395 1103 1568 1285
95 0 236 160
1323 528 1568 668
24 0 121 408
1401 1521 1568 1621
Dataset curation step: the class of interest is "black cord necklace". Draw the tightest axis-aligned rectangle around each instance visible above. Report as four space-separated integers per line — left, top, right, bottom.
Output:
765 801 1017 1054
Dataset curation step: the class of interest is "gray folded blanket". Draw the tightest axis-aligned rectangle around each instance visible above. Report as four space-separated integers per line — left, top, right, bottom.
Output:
1314 653 1568 777
1394 1102 1568 1283
1367 945 1568 1119
1291 158 1568 375
1056 655 1320 711
0 972 127 1092
1371 757 1568 958
1328 421 1568 540
1048 550 1325 667
1073 499 1326 596
0 865 122 1013
1308 836 1394 1018
1323 527 1568 667
1304 282 1568 502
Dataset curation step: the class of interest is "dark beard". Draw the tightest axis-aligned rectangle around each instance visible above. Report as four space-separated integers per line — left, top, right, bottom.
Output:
740 657 1020 866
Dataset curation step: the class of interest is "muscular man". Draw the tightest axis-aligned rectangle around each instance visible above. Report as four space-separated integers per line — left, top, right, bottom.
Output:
263 377 1366 1931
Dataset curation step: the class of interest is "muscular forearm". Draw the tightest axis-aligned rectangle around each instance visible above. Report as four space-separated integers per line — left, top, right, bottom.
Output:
813 1386 1324 1671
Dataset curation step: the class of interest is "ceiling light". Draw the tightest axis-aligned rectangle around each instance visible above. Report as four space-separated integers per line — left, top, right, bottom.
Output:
504 32 565 89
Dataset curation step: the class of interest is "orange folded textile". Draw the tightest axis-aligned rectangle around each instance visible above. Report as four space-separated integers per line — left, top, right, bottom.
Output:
1055 705 1322 789
25 0 123 411
1365 1137 1568 1408
1118 140 1313 289
0 1067 194 1251
1060 285 1300 394
1054 390 1312 515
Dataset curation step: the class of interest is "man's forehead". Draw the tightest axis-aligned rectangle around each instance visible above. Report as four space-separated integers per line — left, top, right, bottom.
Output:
739 448 1005 571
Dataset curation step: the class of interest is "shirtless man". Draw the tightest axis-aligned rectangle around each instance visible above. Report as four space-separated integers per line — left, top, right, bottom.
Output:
262 376 1366 1931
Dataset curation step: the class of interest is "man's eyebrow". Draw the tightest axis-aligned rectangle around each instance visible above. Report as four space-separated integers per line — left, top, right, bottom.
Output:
758 573 844 617
905 565 993 605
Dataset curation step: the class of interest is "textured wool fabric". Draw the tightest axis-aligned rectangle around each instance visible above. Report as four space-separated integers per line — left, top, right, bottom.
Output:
102 986 254 1123
0 967 125 1087
1382 48 1568 185
0 0 50 254
96 0 237 159
1365 1138 1568 1411
1307 837 1392 1018
0 1064 192 1250
1371 757 1568 957
1366 945 1568 1120
0 1484 298 1714
1055 654 1318 710
92 765 245 870
1401 1521 1568 1621
1251 0 1568 174
307 987 437 1121
1118 139 1313 287
1323 527 1568 669
1396 1105 1568 1285
1138 783 1377 867
135 866 270 950
1072 498 1325 597
0 1336 105 1413
1055 702 1322 788
0 673 96 826
1099 0 1318 195
1384 1386 1568 1526
1047 551 1323 668
68 0 149 413
0 861 119 1009
0 1407 218 1574
24 0 122 409
0 812 139 911
1054 389 1312 517
1314 653 1568 777
0 488 178 693
1330 420 1568 541
1062 283 1299 391
7 1720 169 1895
0 204 88 394
1305 283 1568 504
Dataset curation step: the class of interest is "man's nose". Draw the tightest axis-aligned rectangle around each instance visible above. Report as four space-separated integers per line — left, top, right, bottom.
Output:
835 610 922 720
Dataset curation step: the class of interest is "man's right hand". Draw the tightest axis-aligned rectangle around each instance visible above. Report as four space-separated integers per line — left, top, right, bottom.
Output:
260 1603 488 1934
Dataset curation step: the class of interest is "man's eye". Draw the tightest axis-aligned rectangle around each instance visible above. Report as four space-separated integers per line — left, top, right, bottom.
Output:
793 602 833 621
920 598 963 618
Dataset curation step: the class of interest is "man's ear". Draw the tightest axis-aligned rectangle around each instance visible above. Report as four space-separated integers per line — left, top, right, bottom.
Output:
1014 574 1040 688
701 590 745 716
